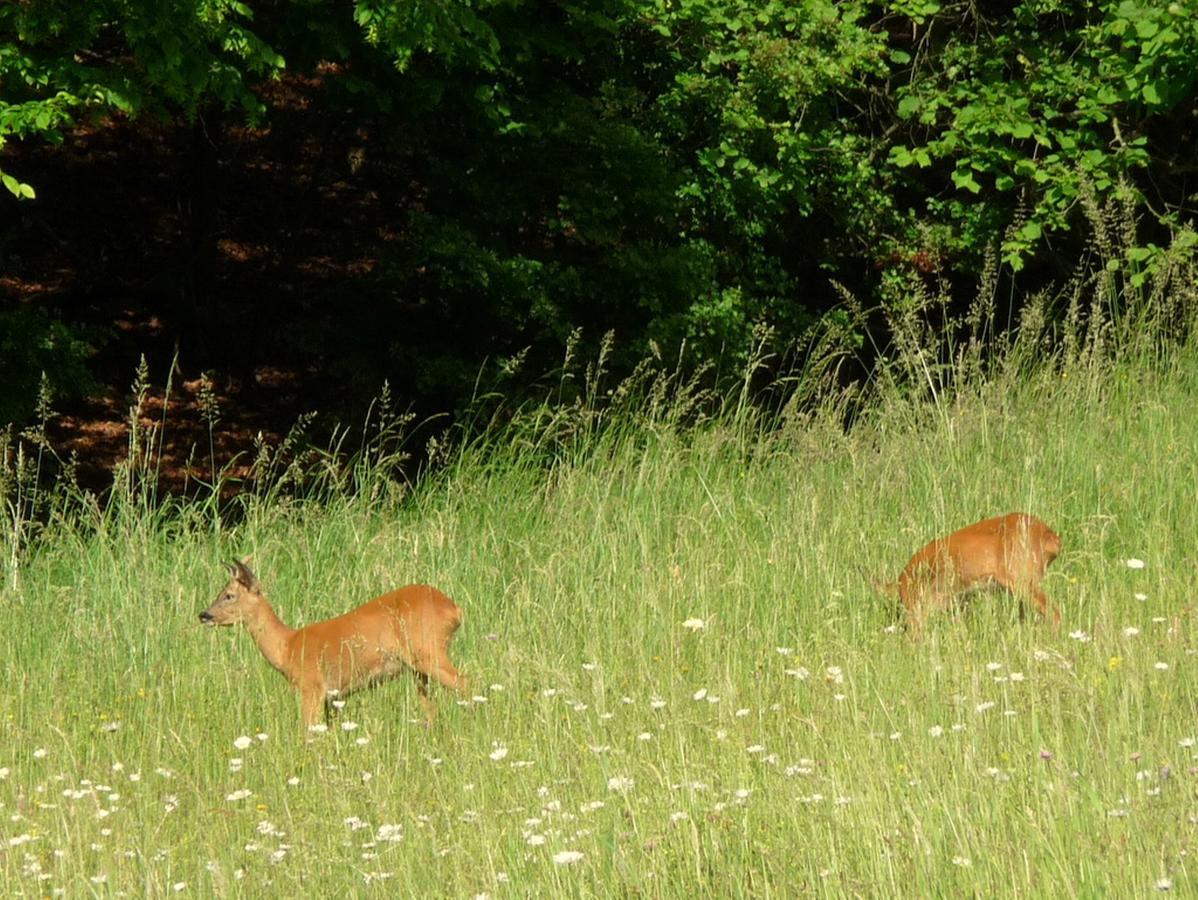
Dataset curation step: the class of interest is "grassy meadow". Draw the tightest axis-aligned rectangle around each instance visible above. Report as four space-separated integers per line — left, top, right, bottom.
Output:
2 325 1197 896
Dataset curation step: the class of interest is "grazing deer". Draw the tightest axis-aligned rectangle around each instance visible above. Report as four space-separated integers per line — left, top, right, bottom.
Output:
880 513 1062 631
199 560 467 733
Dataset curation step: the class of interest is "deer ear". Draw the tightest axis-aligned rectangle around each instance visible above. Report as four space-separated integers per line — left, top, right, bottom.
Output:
233 559 260 590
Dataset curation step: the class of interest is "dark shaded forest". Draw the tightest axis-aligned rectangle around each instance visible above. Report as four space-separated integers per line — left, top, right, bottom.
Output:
2 0 1196 489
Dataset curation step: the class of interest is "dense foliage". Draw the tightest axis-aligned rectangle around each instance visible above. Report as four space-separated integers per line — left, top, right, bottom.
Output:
2 0 1196 420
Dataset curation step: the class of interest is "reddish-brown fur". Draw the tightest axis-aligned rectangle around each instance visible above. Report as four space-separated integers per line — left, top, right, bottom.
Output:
887 513 1062 630
199 560 467 734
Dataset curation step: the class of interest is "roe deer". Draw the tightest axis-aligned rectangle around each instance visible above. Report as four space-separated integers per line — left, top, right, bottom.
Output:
881 513 1062 631
199 560 467 733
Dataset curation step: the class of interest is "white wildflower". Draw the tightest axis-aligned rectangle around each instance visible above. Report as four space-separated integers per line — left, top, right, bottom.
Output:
376 824 403 843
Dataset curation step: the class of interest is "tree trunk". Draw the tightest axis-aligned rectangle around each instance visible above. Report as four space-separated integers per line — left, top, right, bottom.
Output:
178 104 222 364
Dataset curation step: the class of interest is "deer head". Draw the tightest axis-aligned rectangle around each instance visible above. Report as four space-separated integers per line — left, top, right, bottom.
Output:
199 559 264 626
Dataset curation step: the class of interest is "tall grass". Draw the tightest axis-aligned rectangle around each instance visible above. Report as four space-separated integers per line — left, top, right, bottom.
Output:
0 214 1196 895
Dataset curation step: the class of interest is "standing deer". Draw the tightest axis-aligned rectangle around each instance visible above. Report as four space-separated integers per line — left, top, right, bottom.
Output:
199 560 467 733
881 513 1062 631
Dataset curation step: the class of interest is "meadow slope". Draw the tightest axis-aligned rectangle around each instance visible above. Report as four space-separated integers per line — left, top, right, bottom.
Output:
1 351 1196 896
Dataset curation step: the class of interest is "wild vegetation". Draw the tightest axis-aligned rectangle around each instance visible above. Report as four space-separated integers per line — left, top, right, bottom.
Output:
4 1 1198 893
3 0 1197 425
0 210 1195 894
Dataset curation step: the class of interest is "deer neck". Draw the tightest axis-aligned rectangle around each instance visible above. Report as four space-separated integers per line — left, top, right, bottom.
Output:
244 597 296 677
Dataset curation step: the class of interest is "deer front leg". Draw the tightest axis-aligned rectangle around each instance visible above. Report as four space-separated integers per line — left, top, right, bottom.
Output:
901 585 931 636
427 659 467 697
1031 587 1060 627
299 682 327 738
414 672 435 726
999 572 1060 628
